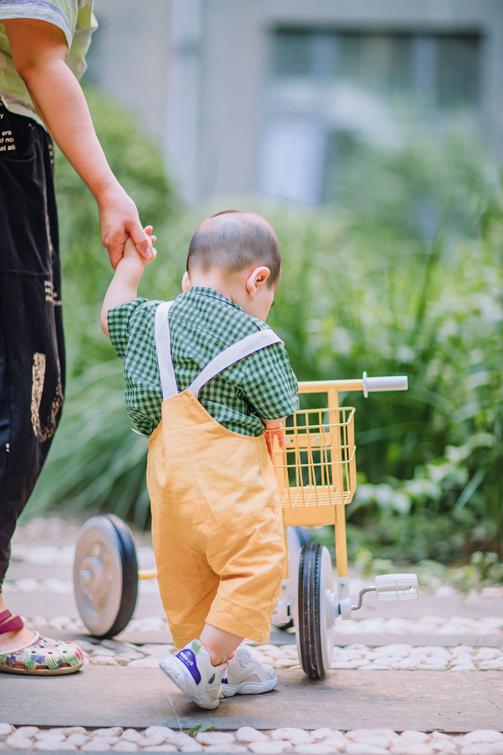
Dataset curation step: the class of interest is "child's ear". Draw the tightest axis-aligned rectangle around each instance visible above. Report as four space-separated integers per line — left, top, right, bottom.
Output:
181 271 190 293
246 266 271 296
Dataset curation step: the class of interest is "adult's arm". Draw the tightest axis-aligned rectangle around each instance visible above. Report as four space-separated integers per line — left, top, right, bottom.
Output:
4 18 152 268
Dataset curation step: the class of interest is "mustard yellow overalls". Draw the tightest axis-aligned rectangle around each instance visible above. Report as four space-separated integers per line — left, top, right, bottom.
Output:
147 302 286 648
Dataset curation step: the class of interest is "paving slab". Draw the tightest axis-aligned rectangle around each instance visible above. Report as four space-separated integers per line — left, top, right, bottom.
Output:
5 563 73 581
356 590 503 618
4 589 165 623
5 592 77 617
2 666 502 732
6 565 503 620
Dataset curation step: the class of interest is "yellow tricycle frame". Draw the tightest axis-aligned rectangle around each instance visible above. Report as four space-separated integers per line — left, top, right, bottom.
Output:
270 379 365 581
139 377 373 583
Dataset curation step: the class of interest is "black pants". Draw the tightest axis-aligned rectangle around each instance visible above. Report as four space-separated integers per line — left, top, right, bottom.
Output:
0 101 65 588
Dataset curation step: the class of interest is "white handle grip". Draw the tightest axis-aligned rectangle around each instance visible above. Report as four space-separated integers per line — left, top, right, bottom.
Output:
362 372 408 398
375 573 419 601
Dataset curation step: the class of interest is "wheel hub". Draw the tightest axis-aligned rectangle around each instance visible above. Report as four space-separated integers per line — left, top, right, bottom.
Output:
79 554 109 607
73 515 139 638
325 589 338 622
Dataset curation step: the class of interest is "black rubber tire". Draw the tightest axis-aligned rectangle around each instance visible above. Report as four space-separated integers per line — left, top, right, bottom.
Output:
297 541 327 680
95 515 138 639
274 527 313 631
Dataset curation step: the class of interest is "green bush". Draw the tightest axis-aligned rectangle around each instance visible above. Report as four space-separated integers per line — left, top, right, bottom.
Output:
28 92 503 564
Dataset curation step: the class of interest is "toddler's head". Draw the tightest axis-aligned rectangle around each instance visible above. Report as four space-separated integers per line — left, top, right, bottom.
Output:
183 210 281 321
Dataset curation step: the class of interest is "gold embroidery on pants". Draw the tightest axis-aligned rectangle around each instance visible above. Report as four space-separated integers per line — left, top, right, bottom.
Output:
44 280 62 305
31 352 63 442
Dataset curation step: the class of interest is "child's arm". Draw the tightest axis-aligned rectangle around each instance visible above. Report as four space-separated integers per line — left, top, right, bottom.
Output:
239 337 298 456
100 226 156 336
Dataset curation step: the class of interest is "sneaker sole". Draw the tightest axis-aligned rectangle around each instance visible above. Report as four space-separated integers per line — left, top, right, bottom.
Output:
159 657 220 710
221 677 278 697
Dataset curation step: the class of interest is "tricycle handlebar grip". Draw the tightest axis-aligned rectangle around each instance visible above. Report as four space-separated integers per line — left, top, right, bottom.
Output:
362 372 408 398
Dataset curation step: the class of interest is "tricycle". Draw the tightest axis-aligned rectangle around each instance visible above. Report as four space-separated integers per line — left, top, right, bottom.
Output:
73 372 418 679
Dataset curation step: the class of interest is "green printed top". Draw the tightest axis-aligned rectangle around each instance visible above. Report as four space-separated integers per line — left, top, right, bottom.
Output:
108 286 299 437
0 0 97 127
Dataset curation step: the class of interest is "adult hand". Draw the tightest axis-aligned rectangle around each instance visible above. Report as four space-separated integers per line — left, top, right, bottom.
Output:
97 183 154 269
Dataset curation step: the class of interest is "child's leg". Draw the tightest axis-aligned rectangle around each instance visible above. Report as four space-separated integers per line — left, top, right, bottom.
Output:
205 497 286 645
199 623 242 665
152 519 236 709
198 473 285 697
151 503 218 647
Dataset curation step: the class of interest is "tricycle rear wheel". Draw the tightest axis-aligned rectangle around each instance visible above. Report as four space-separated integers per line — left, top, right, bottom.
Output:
73 515 138 638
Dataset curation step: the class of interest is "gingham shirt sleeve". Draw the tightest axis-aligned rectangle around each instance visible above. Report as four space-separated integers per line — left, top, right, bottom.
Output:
237 341 299 419
107 297 148 359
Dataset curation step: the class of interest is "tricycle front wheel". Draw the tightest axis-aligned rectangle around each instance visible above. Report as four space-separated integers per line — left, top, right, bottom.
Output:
297 542 336 679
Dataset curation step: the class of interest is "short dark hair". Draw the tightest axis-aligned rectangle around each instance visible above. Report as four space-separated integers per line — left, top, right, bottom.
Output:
187 210 281 286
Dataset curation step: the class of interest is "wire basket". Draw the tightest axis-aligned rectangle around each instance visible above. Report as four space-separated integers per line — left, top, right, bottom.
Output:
270 406 357 519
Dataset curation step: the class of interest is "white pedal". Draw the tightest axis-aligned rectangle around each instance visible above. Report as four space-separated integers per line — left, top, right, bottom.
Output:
375 573 419 601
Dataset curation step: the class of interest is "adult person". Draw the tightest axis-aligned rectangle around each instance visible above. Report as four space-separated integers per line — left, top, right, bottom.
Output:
0 0 153 674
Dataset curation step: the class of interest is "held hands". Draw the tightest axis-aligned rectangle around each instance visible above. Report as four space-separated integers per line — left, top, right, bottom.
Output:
119 225 158 276
98 183 155 268
100 226 157 337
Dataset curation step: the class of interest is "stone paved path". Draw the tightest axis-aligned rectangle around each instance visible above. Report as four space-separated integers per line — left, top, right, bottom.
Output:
1 516 502 754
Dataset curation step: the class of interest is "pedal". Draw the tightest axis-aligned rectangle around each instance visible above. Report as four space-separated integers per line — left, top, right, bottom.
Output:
374 573 419 601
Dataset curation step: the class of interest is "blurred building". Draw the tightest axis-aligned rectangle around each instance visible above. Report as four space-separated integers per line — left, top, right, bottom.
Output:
88 0 503 205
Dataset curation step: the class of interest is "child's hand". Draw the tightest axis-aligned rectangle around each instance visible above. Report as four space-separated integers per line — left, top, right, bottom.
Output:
264 418 285 457
122 225 158 264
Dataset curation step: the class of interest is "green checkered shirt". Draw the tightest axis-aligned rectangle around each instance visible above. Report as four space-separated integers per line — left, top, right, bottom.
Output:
108 286 298 437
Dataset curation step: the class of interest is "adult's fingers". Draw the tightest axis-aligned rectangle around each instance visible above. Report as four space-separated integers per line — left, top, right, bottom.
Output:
127 219 152 258
103 232 124 269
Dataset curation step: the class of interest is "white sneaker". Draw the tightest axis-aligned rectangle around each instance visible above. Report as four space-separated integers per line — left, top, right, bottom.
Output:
159 640 226 710
221 646 278 697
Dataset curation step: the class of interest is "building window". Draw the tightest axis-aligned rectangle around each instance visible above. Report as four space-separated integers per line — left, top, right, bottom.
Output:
258 28 482 204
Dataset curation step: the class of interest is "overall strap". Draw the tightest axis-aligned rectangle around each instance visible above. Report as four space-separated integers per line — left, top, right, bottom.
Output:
154 301 178 399
188 328 282 399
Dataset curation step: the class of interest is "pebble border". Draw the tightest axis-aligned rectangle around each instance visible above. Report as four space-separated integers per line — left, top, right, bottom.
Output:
1 724 503 754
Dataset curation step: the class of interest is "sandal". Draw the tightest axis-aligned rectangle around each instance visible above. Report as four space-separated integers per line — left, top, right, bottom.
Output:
0 610 84 675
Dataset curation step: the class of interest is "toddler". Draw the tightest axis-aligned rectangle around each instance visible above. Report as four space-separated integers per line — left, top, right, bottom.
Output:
101 210 298 709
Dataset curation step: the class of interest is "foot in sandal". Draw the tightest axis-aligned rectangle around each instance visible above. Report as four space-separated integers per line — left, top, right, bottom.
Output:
0 610 84 675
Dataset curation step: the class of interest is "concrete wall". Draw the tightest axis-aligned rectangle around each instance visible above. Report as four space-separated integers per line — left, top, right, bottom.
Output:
89 0 170 146
185 0 503 202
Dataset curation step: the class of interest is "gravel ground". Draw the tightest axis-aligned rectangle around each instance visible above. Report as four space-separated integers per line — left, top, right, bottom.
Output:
17 612 503 639
66 638 503 672
4 518 502 752
1 724 503 754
